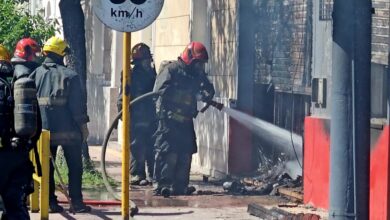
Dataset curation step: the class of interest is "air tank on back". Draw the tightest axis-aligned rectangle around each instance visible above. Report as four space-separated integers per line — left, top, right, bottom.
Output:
13 77 38 139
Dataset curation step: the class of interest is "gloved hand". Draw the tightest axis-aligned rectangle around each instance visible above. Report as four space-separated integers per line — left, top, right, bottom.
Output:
201 91 214 103
81 124 89 143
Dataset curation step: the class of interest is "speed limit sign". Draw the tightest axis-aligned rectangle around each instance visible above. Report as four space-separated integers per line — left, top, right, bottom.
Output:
93 0 164 32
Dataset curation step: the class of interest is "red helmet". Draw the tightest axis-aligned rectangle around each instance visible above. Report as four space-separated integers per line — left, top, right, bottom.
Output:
14 38 41 62
180 42 208 65
131 43 152 61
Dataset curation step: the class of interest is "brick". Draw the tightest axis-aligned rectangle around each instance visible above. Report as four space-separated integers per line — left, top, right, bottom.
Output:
372 35 389 44
372 43 389 53
372 27 389 35
372 17 389 27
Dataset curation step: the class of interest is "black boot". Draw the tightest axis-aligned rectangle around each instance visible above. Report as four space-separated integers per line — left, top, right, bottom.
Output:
70 201 91 213
49 200 64 213
161 187 170 198
186 186 196 195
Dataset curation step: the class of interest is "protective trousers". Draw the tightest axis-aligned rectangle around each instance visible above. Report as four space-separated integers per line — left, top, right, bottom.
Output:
49 142 83 204
154 152 191 194
130 127 155 180
0 152 34 220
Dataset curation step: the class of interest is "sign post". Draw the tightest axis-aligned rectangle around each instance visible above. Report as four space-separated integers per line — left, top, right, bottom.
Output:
93 1 164 219
122 32 131 219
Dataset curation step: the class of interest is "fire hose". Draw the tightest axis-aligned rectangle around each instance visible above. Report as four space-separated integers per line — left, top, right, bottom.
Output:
100 91 224 201
101 91 157 201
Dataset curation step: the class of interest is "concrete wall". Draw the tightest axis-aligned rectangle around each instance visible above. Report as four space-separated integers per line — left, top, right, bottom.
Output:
311 0 333 118
153 0 191 70
311 0 390 118
84 0 116 143
193 0 238 177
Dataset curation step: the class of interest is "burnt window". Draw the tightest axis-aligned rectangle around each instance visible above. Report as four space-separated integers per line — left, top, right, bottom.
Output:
319 0 333 20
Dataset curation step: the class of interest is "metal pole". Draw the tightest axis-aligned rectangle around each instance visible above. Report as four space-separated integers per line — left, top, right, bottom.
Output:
121 32 131 220
352 1 371 219
329 0 355 219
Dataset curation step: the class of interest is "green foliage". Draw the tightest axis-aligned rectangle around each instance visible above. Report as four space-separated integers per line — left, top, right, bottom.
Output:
54 159 119 190
0 0 57 52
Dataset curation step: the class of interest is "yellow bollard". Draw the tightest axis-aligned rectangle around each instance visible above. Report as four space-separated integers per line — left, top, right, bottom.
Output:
30 130 50 220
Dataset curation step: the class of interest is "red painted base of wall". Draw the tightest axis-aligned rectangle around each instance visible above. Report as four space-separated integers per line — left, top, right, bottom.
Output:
303 117 330 209
304 116 390 219
370 126 390 219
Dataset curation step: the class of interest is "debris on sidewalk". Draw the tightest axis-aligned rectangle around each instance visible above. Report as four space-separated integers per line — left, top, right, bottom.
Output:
247 203 321 220
277 187 303 203
222 148 304 200
248 203 291 219
222 172 302 197
278 203 299 208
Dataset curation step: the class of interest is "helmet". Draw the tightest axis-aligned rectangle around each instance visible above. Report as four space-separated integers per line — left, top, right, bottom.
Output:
0 45 11 63
0 45 13 78
43 36 70 57
131 43 152 61
14 38 41 62
180 42 208 65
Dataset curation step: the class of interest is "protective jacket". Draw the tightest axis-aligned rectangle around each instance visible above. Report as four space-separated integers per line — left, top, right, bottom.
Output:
0 65 39 220
0 78 13 148
117 64 156 129
11 58 39 81
30 57 89 145
153 60 215 154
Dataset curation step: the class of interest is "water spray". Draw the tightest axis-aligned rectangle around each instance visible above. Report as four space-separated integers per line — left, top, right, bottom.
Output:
101 94 302 199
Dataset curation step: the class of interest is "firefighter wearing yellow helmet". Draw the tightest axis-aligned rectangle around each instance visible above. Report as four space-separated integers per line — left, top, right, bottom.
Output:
0 45 11 62
30 36 91 213
42 36 70 57
0 45 13 80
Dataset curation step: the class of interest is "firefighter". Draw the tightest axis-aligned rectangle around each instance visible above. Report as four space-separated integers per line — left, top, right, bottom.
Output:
0 44 39 220
117 43 157 186
30 36 91 213
11 38 41 81
153 42 215 196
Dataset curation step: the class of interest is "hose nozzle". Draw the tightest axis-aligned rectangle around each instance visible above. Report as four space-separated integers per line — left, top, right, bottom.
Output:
200 100 224 113
209 100 224 111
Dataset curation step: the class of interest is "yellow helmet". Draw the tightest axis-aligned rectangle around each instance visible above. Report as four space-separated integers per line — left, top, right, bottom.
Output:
0 45 11 63
43 36 69 57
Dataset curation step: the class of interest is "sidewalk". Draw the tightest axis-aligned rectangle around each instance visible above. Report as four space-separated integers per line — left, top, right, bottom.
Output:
30 144 327 219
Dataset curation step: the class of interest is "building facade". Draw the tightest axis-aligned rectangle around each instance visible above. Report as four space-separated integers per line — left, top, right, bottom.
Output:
29 0 316 177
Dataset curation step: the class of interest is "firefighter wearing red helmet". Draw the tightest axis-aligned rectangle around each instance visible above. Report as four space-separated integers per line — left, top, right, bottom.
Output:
153 41 215 197
11 38 41 81
0 44 41 220
117 43 157 186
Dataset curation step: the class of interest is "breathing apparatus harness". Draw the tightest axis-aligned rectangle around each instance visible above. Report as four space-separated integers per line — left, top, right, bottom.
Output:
0 74 42 176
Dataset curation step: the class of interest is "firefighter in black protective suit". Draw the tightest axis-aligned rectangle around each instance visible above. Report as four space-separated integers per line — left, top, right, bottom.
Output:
117 43 157 186
153 42 215 196
30 36 91 213
0 42 41 220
